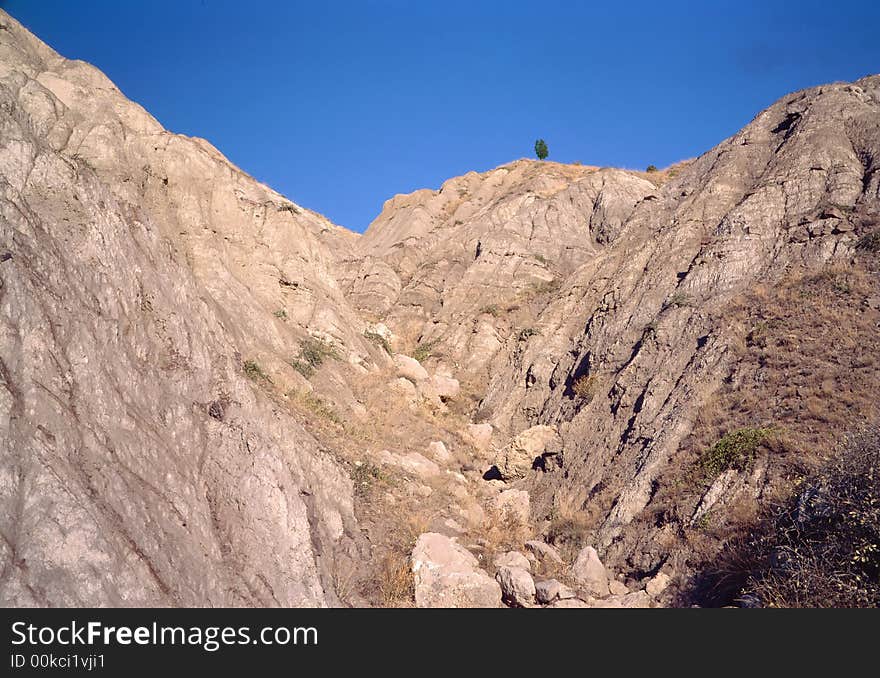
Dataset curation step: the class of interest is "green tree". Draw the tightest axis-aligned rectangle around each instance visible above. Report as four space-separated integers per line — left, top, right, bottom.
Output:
534 139 548 160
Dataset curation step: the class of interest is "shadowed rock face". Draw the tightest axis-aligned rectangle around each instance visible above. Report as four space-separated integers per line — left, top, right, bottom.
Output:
1 9 878 607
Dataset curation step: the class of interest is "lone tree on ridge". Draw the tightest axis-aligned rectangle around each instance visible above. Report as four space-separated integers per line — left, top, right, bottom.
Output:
534 139 548 160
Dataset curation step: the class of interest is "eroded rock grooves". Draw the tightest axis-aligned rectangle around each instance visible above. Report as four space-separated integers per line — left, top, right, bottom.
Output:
1 10 878 607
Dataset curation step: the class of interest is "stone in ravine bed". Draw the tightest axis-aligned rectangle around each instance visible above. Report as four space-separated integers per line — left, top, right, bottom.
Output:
570 546 610 598
493 550 531 571
534 579 577 604
412 533 502 608
495 565 536 607
589 590 652 609
524 540 564 565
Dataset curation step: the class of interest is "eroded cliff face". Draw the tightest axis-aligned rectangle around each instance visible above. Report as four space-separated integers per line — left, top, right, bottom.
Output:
2 8 878 607
340 71 880 589
0 11 364 607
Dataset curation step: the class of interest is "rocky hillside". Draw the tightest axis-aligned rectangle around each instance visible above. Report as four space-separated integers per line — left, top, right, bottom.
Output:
1 9 878 607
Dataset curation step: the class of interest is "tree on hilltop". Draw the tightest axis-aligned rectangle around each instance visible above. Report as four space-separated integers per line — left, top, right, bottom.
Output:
534 139 548 160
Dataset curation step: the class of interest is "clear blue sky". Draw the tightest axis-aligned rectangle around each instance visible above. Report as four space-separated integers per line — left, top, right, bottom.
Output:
4 1 879 232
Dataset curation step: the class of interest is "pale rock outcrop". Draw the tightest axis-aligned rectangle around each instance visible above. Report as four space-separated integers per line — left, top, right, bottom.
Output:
411 533 502 608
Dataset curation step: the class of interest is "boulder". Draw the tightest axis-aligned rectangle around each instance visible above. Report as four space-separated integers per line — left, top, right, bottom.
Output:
412 533 502 608
609 579 630 596
496 425 561 481
590 590 652 608
493 550 531 571
394 354 429 382
490 489 530 525
427 440 451 463
645 571 671 597
495 565 536 607
466 423 493 451
389 377 418 404
377 450 440 478
524 540 564 565
571 546 610 597
430 374 461 400
535 578 577 604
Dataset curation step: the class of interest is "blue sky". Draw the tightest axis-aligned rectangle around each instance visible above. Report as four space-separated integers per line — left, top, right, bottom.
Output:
5 1 879 232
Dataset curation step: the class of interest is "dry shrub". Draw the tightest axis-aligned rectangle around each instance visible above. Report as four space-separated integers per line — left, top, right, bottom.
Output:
571 374 600 402
683 427 880 607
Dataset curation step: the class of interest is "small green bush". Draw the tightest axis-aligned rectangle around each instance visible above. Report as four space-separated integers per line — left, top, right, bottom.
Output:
273 308 288 320
300 337 339 369
412 339 440 363
481 304 502 317
699 427 774 480
646 164 658 172
288 359 314 378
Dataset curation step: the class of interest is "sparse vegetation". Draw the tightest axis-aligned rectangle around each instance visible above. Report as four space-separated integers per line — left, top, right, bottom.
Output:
571 374 600 402
480 304 502 317
533 253 550 266
412 338 440 363
667 291 693 308
273 308 288 320
698 427 774 481
689 428 880 607
646 164 658 172
293 391 341 424
516 327 540 341
350 461 388 498
288 358 314 378
856 230 880 253
243 359 272 383
364 329 391 354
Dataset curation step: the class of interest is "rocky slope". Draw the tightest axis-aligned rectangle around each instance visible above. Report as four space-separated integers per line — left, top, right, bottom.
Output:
0 10 370 607
1 9 878 607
